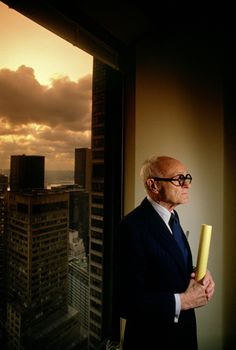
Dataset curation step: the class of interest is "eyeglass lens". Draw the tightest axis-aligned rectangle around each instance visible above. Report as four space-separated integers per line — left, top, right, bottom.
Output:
177 174 192 186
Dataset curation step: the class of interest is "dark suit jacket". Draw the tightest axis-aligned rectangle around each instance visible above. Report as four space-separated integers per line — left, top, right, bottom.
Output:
115 198 198 350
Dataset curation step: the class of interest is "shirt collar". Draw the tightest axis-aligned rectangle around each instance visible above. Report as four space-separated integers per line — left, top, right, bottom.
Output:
147 195 172 231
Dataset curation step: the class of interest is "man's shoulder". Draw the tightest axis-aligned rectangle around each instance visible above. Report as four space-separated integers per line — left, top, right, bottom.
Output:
119 197 153 225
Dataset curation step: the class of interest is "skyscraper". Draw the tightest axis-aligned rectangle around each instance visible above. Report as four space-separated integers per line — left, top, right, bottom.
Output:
10 155 45 191
51 186 90 257
89 60 106 350
88 59 123 350
0 174 8 191
0 174 8 343
68 257 89 341
69 189 90 256
74 148 91 192
5 190 69 349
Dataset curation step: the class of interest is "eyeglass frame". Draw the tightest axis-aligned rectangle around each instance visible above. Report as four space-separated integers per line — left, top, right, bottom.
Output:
150 173 192 187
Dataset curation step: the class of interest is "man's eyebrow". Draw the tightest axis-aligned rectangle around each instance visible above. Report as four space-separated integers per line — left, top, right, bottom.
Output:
166 173 184 178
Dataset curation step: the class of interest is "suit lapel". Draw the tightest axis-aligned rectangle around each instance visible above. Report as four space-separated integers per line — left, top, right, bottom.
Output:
140 198 192 276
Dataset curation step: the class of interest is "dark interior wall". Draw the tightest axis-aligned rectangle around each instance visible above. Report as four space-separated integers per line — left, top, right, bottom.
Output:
223 34 236 347
134 31 227 350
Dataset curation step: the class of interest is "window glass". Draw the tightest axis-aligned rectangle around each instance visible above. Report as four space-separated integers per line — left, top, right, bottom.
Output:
0 3 124 350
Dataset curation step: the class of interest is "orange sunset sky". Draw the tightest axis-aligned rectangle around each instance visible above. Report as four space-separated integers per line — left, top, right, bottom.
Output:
0 1 93 171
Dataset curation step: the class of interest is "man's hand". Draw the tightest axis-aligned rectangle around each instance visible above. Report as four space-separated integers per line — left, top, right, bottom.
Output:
180 277 208 310
180 270 215 310
202 270 215 301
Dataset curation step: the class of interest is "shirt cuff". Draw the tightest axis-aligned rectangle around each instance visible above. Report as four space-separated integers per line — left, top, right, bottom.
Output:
174 293 181 323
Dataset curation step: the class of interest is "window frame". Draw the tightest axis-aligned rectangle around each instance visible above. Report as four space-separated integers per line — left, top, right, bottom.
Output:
1 1 135 348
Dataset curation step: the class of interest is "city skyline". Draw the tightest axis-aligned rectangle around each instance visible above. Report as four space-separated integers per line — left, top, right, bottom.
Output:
0 55 109 350
1 147 92 348
0 1 93 171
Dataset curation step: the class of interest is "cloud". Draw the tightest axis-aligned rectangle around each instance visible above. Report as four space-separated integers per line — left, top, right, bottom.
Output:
0 65 92 170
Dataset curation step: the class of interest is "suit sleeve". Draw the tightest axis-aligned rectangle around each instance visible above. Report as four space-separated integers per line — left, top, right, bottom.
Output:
115 218 176 323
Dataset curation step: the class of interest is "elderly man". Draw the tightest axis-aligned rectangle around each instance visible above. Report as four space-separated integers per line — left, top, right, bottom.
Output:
115 155 215 349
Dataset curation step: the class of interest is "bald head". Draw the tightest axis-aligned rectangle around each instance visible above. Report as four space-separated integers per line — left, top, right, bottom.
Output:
140 156 185 185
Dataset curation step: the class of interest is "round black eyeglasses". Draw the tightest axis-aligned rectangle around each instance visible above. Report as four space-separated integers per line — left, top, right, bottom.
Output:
151 173 192 187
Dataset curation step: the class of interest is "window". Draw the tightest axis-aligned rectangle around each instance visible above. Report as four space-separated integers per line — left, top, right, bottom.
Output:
1 1 127 349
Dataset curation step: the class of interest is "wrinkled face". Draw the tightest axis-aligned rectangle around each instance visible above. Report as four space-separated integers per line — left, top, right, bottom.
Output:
147 158 191 211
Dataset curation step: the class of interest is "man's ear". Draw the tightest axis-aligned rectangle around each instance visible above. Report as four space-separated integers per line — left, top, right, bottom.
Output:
153 182 159 190
153 182 159 192
146 178 159 192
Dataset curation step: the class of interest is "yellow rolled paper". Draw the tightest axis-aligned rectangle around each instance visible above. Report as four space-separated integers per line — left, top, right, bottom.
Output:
195 224 212 282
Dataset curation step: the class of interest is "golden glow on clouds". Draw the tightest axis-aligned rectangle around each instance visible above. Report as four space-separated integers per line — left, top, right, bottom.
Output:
0 1 93 170
0 2 92 86
27 123 48 132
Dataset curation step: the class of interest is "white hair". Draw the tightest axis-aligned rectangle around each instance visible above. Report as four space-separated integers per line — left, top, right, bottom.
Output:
140 155 177 188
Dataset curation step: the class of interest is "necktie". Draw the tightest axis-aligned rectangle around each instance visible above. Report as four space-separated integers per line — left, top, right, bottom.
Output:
169 212 188 265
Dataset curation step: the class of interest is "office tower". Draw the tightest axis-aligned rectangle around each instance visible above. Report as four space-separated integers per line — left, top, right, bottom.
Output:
5 190 70 349
69 189 90 256
89 59 123 350
10 155 45 191
51 186 90 257
0 191 5 342
68 228 86 259
74 148 91 191
0 174 8 343
68 257 89 341
0 174 8 191
88 60 106 350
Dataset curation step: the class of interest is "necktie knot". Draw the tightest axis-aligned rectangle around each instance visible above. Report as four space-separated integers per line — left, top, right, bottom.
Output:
169 212 177 228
